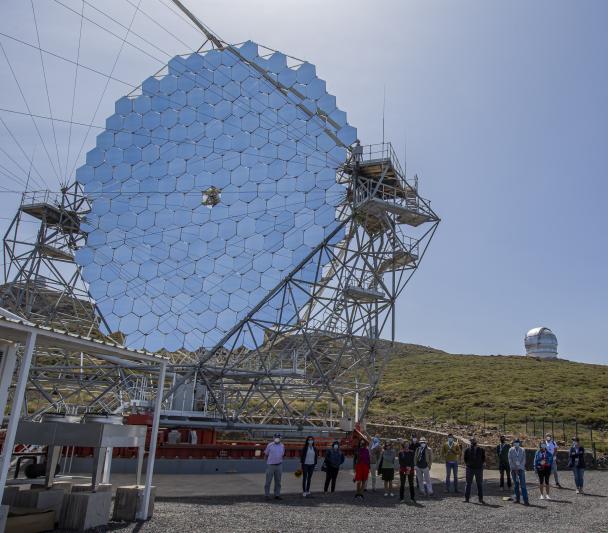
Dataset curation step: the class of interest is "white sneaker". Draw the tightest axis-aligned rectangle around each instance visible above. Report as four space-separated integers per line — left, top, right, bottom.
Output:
539 495 545 500
576 489 580 494
390 493 394 497
384 492 388 497
545 495 551 500
303 492 307 497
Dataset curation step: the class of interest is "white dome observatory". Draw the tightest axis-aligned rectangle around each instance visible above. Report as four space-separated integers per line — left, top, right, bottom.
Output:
525 327 558 359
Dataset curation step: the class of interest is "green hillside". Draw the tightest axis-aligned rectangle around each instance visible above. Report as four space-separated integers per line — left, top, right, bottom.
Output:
370 344 608 429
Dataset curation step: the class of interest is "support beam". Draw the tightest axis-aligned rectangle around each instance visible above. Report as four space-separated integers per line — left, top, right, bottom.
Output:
0 332 37 497
138 361 166 521
0 343 17 419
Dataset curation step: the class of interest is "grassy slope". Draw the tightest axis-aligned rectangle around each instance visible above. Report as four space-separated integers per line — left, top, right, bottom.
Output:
369 344 608 427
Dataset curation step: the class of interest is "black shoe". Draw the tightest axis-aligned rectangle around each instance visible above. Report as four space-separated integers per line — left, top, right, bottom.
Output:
479 499 485 505
265 495 271 500
524 501 530 506
274 496 282 500
556 483 562 488
512 499 520 504
463 499 469 503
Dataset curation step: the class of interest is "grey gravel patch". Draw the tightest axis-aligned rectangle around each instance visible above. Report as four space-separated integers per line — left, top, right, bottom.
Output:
83 471 608 533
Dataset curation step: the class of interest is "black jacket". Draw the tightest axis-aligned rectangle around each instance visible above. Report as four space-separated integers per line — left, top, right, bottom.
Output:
464 445 486 469
398 449 415 468
568 446 586 469
496 442 511 465
300 445 318 466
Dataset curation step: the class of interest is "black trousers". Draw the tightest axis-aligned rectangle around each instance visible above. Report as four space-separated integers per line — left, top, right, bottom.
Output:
324 465 339 492
499 462 511 487
302 464 315 492
400 471 415 500
465 467 484 501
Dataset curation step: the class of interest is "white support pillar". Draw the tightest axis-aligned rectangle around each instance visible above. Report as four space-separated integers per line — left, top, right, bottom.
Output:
0 343 17 420
138 361 166 520
0 332 37 496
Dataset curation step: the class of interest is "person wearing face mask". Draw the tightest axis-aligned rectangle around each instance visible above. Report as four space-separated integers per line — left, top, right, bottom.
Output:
323 440 345 493
264 433 285 500
398 439 416 503
568 436 586 494
545 434 562 488
442 433 461 493
463 437 485 504
414 437 434 496
368 436 382 492
409 435 421 490
353 438 371 499
300 435 318 497
496 435 512 491
534 440 554 499
377 440 397 497
508 438 529 505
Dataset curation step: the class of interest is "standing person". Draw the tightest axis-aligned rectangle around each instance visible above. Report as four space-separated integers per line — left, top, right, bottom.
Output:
442 433 461 493
398 439 416 503
264 433 285 500
463 437 485 504
377 440 397 497
323 440 345 493
368 436 382 492
414 437 434 496
410 435 421 490
508 438 529 505
300 435 318 498
534 440 553 500
545 434 562 488
496 435 512 491
353 438 370 499
568 436 586 494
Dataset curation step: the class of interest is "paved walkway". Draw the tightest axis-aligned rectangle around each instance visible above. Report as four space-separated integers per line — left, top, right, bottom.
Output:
107 464 504 498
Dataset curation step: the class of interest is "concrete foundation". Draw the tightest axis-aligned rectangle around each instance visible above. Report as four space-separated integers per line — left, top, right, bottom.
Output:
12 488 65 520
59 491 112 531
1 486 23 506
0 504 8 533
70 483 112 493
113 485 155 522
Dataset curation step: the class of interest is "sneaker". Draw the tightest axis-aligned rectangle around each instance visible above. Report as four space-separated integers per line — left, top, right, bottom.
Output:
265 495 271 500
384 492 388 497
479 499 485 505
576 489 580 494
303 492 307 497
389 493 394 497
524 501 530 506
539 495 545 500
512 499 520 504
400 498 405 503
463 499 469 503
275 496 283 500
556 483 562 488
545 494 551 500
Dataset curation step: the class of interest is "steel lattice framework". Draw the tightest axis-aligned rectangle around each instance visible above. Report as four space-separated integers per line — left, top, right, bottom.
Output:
0 4 439 431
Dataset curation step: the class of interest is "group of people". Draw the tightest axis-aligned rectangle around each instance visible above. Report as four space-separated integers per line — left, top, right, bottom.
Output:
262 431 588 504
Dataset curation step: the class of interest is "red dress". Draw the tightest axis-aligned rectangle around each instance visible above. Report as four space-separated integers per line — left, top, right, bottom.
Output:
354 447 370 481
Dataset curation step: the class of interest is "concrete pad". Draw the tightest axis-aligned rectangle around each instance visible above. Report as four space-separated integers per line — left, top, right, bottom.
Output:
71 483 112 493
12 488 65 519
113 485 155 522
59 491 112 531
0 504 7 533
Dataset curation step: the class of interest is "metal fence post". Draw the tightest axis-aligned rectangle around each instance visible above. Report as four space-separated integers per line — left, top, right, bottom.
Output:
525 416 528 436
503 414 506 434
575 420 578 438
533 419 536 437
542 418 545 437
562 420 566 442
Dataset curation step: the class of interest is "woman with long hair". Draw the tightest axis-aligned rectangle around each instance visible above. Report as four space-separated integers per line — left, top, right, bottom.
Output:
300 435 318 497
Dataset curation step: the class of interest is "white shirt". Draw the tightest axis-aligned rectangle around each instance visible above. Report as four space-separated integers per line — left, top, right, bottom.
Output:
546 440 557 455
304 446 316 465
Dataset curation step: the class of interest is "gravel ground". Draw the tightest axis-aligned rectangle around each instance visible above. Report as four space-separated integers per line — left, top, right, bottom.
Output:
99 470 608 533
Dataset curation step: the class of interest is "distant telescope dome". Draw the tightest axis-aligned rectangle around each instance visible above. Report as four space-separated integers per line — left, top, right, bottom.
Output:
525 327 558 359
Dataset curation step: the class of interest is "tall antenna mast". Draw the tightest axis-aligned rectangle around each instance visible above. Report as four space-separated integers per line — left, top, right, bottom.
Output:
382 85 386 145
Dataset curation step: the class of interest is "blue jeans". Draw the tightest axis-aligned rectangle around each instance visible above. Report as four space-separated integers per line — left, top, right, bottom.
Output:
573 467 584 489
445 461 458 491
511 469 528 503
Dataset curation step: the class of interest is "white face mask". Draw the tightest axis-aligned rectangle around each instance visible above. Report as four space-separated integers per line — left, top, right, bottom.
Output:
448 438 454 444
514 443 520 448
412 438 417 444
274 438 280 444
333 444 338 449
307 440 313 445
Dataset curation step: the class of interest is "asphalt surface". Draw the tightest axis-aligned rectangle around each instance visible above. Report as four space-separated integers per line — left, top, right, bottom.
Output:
99 470 608 533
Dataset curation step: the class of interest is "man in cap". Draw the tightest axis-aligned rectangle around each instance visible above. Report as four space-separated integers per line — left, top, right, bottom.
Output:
414 436 434 496
463 436 485 504
264 432 285 500
508 438 529 505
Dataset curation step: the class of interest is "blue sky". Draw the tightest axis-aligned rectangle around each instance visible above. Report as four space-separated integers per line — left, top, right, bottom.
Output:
0 0 606 363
